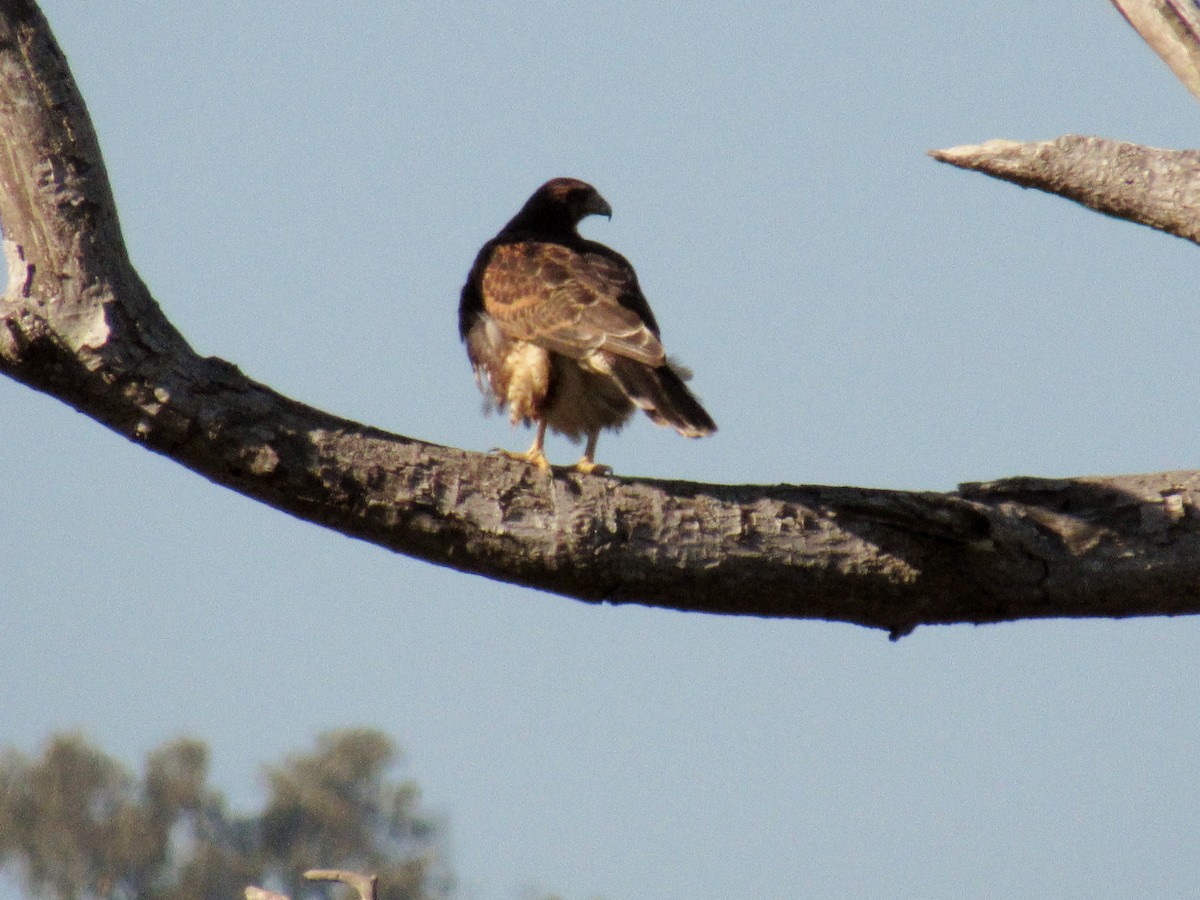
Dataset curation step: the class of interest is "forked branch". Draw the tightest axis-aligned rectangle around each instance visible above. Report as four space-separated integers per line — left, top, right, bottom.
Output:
4 1 1200 637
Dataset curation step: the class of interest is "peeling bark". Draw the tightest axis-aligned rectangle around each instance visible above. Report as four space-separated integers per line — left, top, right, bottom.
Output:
4 2 1200 636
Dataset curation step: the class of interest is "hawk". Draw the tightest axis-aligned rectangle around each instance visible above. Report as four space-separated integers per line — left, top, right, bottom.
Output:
459 178 716 473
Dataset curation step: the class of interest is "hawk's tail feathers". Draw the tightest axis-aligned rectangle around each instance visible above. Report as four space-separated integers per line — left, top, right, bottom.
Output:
607 355 717 438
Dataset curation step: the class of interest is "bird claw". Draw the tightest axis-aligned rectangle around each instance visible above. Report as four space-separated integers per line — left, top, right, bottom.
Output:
492 447 551 471
571 459 611 476
490 447 610 475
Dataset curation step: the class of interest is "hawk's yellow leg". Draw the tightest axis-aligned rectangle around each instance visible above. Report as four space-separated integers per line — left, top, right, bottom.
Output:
495 420 551 471
571 429 611 476
496 424 611 475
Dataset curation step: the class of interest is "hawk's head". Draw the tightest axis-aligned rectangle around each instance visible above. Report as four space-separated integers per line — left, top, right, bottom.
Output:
541 177 613 221
504 177 612 234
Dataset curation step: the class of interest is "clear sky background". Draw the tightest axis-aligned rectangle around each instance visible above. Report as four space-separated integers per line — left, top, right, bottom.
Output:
4 2 1200 898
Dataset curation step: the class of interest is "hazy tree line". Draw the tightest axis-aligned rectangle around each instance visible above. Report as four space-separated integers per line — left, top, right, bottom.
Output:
0 730 451 900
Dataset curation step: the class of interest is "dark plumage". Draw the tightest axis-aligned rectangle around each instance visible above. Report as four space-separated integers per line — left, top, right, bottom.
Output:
460 177 716 473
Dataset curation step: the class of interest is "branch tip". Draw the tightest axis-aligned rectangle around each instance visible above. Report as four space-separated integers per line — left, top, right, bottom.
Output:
929 139 1029 171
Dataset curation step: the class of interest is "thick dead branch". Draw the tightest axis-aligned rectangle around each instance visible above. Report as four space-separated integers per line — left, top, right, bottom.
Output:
931 137 1200 245
5 2 1200 636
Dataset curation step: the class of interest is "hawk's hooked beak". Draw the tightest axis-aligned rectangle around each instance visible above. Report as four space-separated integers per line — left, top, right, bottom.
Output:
586 194 613 220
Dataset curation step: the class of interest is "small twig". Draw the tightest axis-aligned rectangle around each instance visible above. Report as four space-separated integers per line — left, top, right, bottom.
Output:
304 869 379 900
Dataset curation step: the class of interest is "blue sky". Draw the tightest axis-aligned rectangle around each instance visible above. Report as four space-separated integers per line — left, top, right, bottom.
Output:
4 3 1200 898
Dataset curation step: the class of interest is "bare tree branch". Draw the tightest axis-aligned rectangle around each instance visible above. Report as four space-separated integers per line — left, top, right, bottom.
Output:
1110 0 1200 102
931 4 1200 240
930 137 1200 246
4 1 1200 637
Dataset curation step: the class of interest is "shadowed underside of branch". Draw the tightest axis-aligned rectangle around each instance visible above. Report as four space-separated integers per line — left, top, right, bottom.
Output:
4 1 1200 637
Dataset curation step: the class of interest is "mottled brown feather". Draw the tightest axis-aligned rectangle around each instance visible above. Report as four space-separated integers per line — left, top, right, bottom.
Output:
481 243 665 367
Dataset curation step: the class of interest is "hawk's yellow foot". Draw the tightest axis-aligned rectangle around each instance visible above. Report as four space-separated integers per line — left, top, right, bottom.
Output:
570 458 612 476
493 446 551 471
568 430 610 475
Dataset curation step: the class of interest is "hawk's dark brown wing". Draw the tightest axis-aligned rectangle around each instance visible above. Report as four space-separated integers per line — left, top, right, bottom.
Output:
480 242 665 367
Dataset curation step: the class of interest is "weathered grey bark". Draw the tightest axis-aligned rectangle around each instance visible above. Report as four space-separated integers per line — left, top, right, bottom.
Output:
5 1 1200 637
930 137 1200 247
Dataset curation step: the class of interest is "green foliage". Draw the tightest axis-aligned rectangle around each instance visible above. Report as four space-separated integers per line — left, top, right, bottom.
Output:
261 730 436 900
0 730 446 900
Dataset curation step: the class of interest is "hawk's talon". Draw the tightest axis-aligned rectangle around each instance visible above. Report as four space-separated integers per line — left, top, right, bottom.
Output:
493 447 551 472
571 459 611 476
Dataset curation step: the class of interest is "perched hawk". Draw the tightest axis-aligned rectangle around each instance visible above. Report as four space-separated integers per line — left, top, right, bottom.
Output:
459 178 716 473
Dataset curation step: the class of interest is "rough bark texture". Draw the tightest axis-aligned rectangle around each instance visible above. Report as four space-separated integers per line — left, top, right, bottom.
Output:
931 137 1200 246
5 2 1200 637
